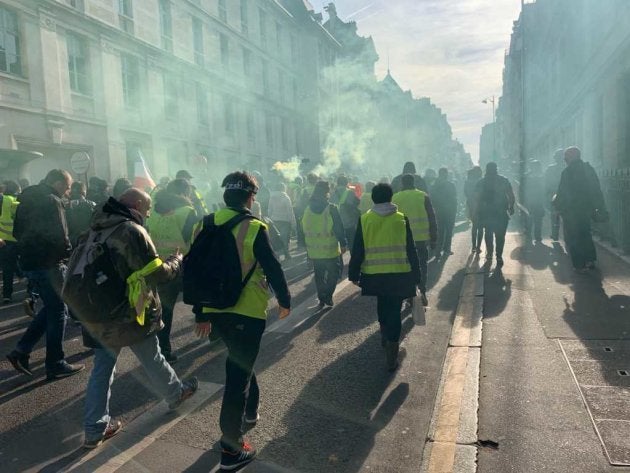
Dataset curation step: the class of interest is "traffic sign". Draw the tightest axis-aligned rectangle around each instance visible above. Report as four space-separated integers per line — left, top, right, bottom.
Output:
70 151 91 174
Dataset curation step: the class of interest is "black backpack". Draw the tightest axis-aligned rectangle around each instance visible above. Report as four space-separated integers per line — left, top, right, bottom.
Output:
62 224 128 323
182 213 258 309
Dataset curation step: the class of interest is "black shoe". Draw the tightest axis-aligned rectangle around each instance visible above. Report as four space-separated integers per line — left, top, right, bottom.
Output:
46 361 85 380
164 353 178 364
324 299 334 307
83 420 123 449
169 377 199 410
23 298 35 317
7 350 32 376
220 441 257 471
385 341 400 372
244 412 260 425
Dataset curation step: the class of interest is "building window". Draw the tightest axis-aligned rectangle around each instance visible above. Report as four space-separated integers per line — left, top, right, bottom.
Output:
118 0 134 34
275 21 282 53
121 54 140 108
163 74 177 119
265 114 273 147
242 48 251 76
220 33 229 67
0 6 21 76
224 99 234 134
240 0 248 35
259 8 266 47
196 83 209 126
159 0 172 52
192 17 204 66
218 0 227 23
67 33 90 95
65 0 84 10
246 109 255 144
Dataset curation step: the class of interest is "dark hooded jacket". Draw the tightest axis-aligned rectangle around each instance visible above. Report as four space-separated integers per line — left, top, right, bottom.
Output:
302 196 348 249
554 159 606 220
80 197 181 349
391 163 428 194
14 183 72 270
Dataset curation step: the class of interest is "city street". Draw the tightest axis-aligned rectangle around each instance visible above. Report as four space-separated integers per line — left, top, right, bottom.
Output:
2 226 630 473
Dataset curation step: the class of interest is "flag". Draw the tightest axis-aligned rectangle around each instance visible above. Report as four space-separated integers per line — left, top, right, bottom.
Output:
133 149 156 191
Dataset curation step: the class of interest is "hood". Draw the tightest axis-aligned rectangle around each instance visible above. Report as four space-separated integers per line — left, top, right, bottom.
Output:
308 196 329 214
91 197 143 231
371 202 398 217
153 190 192 215
19 182 58 206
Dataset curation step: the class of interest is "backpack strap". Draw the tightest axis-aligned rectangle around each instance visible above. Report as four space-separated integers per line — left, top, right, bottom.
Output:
223 213 259 287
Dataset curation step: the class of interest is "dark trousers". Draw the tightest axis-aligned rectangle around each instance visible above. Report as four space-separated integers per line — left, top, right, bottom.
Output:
209 313 265 451
436 212 455 253
471 219 483 249
16 265 68 370
484 217 509 259
157 276 182 357
275 221 292 258
345 226 356 253
313 258 341 305
376 296 404 343
415 241 429 294
563 214 596 269
526 205 544 241
551 211 561 240
0 241 18 298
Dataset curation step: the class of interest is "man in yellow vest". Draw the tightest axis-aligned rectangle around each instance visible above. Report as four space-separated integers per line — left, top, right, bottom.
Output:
194 172 291 471
392 174 437 306
0 183 20 303
348 183 421 372
359 181 375 214
302 180 348 308
146 178 199 363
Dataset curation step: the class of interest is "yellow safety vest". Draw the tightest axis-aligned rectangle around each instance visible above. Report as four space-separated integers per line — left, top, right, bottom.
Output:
202 208 270 319
0 195 18 242
302 205 341 259
360 210 411 275
358 193 373 214
146 206 194 256
392 189 430 242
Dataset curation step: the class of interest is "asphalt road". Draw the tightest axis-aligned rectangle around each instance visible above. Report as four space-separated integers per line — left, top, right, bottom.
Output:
0 233 470 473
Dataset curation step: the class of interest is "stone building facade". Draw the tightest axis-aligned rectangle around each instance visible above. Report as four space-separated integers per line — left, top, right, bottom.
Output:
0 0 339 185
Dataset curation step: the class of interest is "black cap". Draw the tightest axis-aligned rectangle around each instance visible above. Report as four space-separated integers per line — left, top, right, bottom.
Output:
176 169 193 180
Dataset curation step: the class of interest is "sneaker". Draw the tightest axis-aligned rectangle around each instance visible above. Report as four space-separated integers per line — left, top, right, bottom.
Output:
23 298 35 317
83 420 123 449
168 377 199 410
323 299 334 307
220 441 257 471
46 361 85 380
6 350 33 376
244 413 260 425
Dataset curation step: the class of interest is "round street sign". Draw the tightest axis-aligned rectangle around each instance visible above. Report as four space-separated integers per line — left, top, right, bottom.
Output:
70 151 91 174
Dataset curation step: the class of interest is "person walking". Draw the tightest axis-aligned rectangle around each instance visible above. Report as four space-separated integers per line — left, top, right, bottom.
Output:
464 166 483 252
302 181 347 308
391 161 428 193
176 169 209 218
393 174 437 306
475 162 515 267
268 182 296 261
66 181 97 247
0 181 20 303
359 181 375 214
545 149 565 241
6 169 85 379
194 171 291 470
146 178 199 363
69 188 198 448
431 168 458 256
332 176 361 250
349 183 421 372
553 146 607 272
524 160 546 243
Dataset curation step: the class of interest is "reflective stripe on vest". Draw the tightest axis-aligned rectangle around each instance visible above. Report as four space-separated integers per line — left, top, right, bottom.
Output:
392 189 430 242
0 195 18 242
202 208 270 320
302 206 341 259
360 210 411 275
146 206 193 256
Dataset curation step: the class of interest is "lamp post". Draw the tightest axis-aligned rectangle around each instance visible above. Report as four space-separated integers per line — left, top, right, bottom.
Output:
482 95 496 161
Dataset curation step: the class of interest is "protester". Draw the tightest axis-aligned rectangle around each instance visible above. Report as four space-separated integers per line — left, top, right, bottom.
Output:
71 188 198 448
302 180 347 308
391 162 428 193
331 176 361 250
393 173 437 306
268 182 296 261
112 178 133 199
359 181 375 214
66 181 97 247
431 168 458 256
0 180 20 303
464 166 483 253
349 183 421 372
524 160 546 243
87 177 110 206
175 169 208 217
475 162 515 267
6 169 85 379
146 179 199 362
194 171 291 470
545 149 565 241
554 146 607 272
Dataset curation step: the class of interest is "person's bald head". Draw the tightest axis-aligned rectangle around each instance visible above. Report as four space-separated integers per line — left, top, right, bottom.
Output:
119 188 152 218
564 146 581 165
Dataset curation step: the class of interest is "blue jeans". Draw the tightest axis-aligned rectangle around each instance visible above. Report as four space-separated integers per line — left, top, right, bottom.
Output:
84 335 183 441
16 265 68 370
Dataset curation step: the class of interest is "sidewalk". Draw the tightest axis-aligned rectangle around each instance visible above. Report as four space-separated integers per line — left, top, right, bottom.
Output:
478 232 630 472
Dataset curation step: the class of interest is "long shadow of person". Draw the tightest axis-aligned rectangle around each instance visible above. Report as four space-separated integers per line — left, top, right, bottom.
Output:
483 268 512 320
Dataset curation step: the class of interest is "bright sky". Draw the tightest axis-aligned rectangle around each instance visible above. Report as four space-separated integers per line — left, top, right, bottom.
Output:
319 0 522 163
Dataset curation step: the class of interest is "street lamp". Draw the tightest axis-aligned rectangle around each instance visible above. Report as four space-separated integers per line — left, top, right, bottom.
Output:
482 96 496 161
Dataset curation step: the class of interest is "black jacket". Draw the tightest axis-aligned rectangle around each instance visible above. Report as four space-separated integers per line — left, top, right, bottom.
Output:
348 209 420 298
555 160 605 220
14 183 72 270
